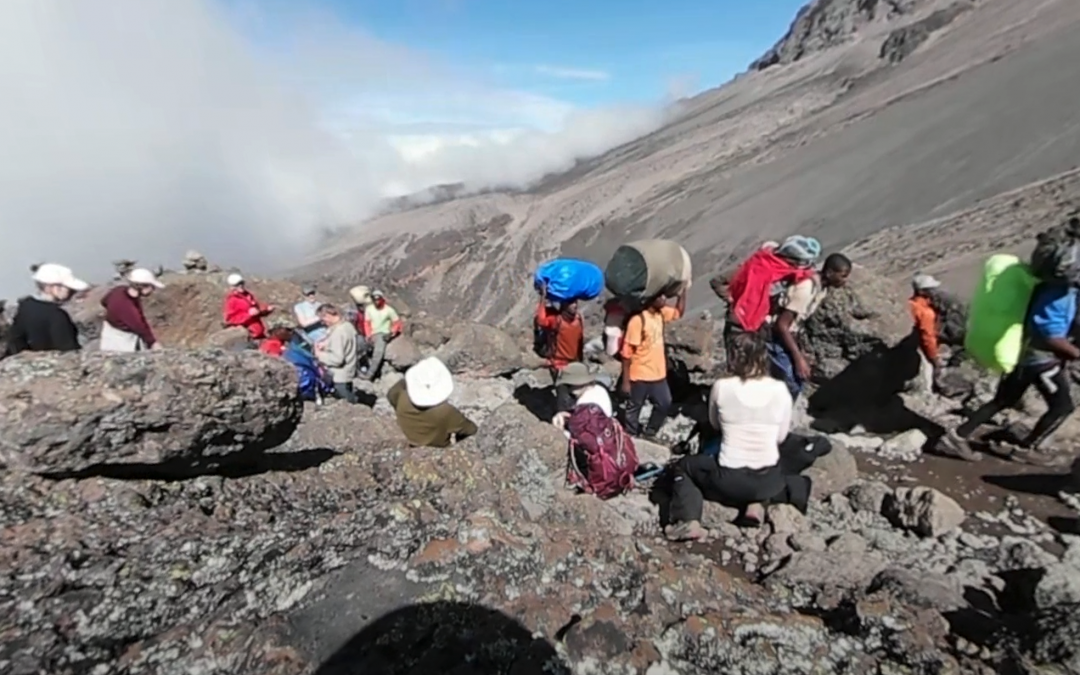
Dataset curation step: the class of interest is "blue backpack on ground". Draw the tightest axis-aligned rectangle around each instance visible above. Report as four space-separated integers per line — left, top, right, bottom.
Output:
534 259 604 303
283 344 334 401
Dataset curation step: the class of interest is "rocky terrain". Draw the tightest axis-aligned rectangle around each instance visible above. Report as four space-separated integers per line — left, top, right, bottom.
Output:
4 260 1080 675
294 0 1080 327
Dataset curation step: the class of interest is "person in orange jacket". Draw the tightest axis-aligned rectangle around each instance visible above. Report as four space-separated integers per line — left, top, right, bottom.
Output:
223 273 275 344
909 273 943 392
535 283 585 413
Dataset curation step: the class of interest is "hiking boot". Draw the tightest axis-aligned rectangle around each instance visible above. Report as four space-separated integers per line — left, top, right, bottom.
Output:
938 429 980 461
664 520 709 542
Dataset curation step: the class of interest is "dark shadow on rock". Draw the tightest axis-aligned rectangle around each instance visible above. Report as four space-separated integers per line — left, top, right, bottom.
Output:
648 470 675 527
982 473 1070 499
513 384 557 423
42 447 339 482
996 568 1046 615
1048 516 1080 535
808 333 942 436
314 600 568 675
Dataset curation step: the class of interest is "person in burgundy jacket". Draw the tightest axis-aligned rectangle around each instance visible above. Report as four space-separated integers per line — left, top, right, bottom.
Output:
222 273 275 342
100 268 165 352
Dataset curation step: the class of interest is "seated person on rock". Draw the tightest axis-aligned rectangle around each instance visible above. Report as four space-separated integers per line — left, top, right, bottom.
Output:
293 284 328 346
360 290 403 381
940 278 1079 466
388 356 477 448
551 362 614 432
222 273 275 345
664 331 813 542
313 304 360 404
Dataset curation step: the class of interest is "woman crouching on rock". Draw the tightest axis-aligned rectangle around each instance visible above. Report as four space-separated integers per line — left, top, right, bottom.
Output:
664 331 815 542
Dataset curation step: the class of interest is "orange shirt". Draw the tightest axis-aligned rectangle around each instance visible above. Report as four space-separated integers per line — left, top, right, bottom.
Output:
621 306 681 382
908 296 939 361
535 302 584 369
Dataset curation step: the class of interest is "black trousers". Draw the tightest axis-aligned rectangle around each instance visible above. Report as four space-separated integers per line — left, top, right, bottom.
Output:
956 361 1074 449
555 384 576 414
624 379 672 436
668 434 827 522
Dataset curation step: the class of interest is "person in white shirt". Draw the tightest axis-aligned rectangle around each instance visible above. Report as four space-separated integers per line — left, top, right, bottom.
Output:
551 362 613 434
664 331 813 542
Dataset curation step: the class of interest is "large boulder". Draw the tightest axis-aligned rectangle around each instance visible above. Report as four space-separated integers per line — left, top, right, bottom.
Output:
0 350 302 475
882 486 966 538
436 323 528 377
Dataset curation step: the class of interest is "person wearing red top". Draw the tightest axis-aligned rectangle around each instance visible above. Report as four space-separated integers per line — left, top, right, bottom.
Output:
259 326 295 357
909 273 944 393
536 283 585 413
222 273 274 342
100 268 165 352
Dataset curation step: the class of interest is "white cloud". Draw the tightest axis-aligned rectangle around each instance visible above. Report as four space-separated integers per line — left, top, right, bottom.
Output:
0 0 668 295
534 65 611 81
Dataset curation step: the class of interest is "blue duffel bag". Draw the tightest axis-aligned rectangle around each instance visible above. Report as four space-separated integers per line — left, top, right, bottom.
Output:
533 258 604 302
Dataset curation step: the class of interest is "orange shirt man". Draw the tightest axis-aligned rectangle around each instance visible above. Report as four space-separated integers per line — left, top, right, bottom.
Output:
536 285 585 413
620 289 686 438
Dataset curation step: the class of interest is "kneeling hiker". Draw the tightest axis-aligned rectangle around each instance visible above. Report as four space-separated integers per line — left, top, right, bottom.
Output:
551 362 614 430
620 288 687 439
665 332 816 541
388 356 477 448
942 279 1079 465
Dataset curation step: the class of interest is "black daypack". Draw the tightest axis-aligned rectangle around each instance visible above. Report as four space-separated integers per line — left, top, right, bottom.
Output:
1030 216 1080 285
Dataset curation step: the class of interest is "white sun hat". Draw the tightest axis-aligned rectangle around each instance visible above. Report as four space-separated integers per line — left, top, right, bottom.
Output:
405 357 454 408
127 268 165 288
912 273 942 291
32 263 89 291
226 273 244 286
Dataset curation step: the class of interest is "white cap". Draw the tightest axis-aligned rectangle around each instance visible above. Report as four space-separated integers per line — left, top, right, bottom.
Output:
32 263 89 291
127 268 164 288
912 273 941 291
227 273 244 286
405 357 454 408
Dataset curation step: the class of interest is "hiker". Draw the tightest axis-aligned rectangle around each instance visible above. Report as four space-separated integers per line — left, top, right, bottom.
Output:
741 238 850 400
620 287 687 439
293 285 328 345
536 283 585 412
313 304 360 403
222 273 274 344
664 331 813 541
388 356 477 447
551 362 614 431
909 273 944 392
360 290 402 380
940 280 1079 466
6 263 88 355
259 325 295 357
99 268 165 352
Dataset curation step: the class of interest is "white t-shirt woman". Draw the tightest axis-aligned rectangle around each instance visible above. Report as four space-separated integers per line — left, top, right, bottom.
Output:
707 376 793 470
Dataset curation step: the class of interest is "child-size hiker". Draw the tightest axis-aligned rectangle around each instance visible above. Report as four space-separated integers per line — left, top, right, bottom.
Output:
222 273 275 344
909 273 944 393
620 287 687 440
536 283 585 413
388 356 477 448
941 279 1079 467
100 268 165 352
665 331 820 541
259 325 295 357
6 263 88 355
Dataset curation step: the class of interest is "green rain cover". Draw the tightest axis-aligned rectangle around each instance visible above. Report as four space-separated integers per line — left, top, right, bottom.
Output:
964 254 1037 373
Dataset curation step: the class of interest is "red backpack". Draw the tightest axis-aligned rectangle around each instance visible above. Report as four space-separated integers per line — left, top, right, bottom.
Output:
727 249 817 332
565 404 639 499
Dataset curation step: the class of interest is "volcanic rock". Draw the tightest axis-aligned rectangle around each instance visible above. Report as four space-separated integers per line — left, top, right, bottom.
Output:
0 349 302 475
883 486 966 537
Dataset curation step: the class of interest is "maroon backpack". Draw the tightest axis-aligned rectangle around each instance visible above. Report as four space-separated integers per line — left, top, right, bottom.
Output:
565 404 639 499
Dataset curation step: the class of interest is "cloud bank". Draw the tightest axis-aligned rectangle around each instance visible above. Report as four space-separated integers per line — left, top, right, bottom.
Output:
0 0 670 295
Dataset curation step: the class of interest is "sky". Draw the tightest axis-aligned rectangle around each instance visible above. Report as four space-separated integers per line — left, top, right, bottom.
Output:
0 0 805 294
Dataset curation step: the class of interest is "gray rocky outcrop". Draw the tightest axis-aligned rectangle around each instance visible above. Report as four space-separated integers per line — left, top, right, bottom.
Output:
0 349 302 475
879 2 972 64
436 322 529 376
883 486 966 537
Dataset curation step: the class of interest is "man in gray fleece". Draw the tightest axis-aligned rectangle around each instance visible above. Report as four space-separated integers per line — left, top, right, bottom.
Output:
314 304 360 403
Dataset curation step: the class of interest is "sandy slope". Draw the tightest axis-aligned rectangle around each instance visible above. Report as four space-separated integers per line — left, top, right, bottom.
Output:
296 0 1080 324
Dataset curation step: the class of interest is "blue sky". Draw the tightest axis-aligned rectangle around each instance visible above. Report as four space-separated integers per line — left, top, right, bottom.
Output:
319 0 806 106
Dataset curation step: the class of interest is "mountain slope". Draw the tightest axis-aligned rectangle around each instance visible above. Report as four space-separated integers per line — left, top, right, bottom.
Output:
296 0 1080 325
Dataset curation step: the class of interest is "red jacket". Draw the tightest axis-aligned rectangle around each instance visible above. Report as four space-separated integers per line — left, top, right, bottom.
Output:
535 300 584 369
727 249 817 332
101 286 157 346
223 289 268 340
259 337 286 357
